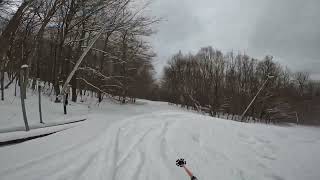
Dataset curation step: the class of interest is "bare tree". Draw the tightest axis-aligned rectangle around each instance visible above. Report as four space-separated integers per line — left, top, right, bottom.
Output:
294 71 310 96
161 47 320 124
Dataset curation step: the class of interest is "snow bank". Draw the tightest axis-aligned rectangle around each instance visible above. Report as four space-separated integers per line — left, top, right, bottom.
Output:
0 123 79 143
0 84 89 131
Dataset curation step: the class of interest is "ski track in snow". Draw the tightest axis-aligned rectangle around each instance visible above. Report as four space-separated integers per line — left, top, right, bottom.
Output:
132 148 145 180
1 99 320 180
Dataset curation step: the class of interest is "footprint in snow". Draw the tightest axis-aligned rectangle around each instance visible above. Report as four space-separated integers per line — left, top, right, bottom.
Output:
261 154 276 161
255 136 271 144
265 174 286 180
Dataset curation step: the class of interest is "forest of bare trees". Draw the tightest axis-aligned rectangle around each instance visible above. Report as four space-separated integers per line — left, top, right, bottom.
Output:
160 47 320 125
0 0 158 112
1 1 319 126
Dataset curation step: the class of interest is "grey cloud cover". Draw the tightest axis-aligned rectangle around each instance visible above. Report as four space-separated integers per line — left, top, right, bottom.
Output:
148 0 320 79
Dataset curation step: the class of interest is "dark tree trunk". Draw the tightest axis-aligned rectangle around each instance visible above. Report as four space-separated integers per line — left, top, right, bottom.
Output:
71 73 77 102
0 68 4 101
64 93 69 115
38 83 43 123
20 68 29 131
0 0 33 61
98 34 110 103
53 39 61 103
54 83 61 102
14 77 18 96
5 72 17 89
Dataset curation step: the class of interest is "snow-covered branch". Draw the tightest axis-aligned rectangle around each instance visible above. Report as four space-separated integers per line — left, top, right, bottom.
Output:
77 77 110 95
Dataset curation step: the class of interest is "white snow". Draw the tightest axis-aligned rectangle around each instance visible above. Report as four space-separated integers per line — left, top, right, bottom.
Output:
0 123 79 143
20 64 29 68
0 117 86 134
0 86 320 180
0 86 89 133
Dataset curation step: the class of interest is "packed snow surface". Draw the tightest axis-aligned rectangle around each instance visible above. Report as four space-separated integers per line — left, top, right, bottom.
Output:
1 95 320 180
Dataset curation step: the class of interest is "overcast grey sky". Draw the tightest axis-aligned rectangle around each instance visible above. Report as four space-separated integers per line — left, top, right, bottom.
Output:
147 0 320 79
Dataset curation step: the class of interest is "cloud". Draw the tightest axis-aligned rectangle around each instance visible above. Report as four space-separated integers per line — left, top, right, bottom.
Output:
250 0 320 73
148 0 320 79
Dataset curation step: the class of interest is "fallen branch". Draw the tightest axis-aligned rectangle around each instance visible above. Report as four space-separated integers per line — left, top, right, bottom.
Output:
101 84 123 89
77 66 124 86
4 72 17 89
77 77 110 95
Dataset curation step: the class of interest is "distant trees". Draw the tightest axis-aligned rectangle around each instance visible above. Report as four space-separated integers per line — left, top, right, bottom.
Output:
161 46 320 125
293 72 310 96
0 0 158 108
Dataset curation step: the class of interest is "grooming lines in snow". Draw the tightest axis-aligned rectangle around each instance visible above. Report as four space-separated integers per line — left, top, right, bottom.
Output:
176 159 198 180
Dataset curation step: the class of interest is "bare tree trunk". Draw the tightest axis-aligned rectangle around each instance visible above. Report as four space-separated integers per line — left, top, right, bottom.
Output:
23 69 28 100
52 43 60 102
71 74 77 102
241 78 270 121
71 21 86 103
0 65 4 101
63 93 68 115
0 0 34 62
80 89 83 102
38 79 43 123
20 67 29 131
61 26 106 96
54 83 61 102
98 34 111 102
14 77 18 96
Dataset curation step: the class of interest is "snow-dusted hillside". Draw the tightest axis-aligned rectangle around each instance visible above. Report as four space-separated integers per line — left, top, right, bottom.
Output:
0 89 320 180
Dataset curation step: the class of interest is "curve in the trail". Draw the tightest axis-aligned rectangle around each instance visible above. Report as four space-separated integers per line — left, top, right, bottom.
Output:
2 107 319 180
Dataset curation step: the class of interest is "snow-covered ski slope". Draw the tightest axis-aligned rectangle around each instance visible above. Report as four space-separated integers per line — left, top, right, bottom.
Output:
1 97 320 180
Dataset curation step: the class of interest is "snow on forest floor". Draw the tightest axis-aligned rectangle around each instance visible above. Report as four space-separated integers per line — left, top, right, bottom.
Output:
0 86 89 133
0 87 320 180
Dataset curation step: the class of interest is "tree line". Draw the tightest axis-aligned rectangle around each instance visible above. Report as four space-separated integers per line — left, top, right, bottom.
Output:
160 47 320 125
0 0 158 108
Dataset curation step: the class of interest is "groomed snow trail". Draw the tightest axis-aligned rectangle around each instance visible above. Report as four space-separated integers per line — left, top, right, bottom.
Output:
0 100 320 180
